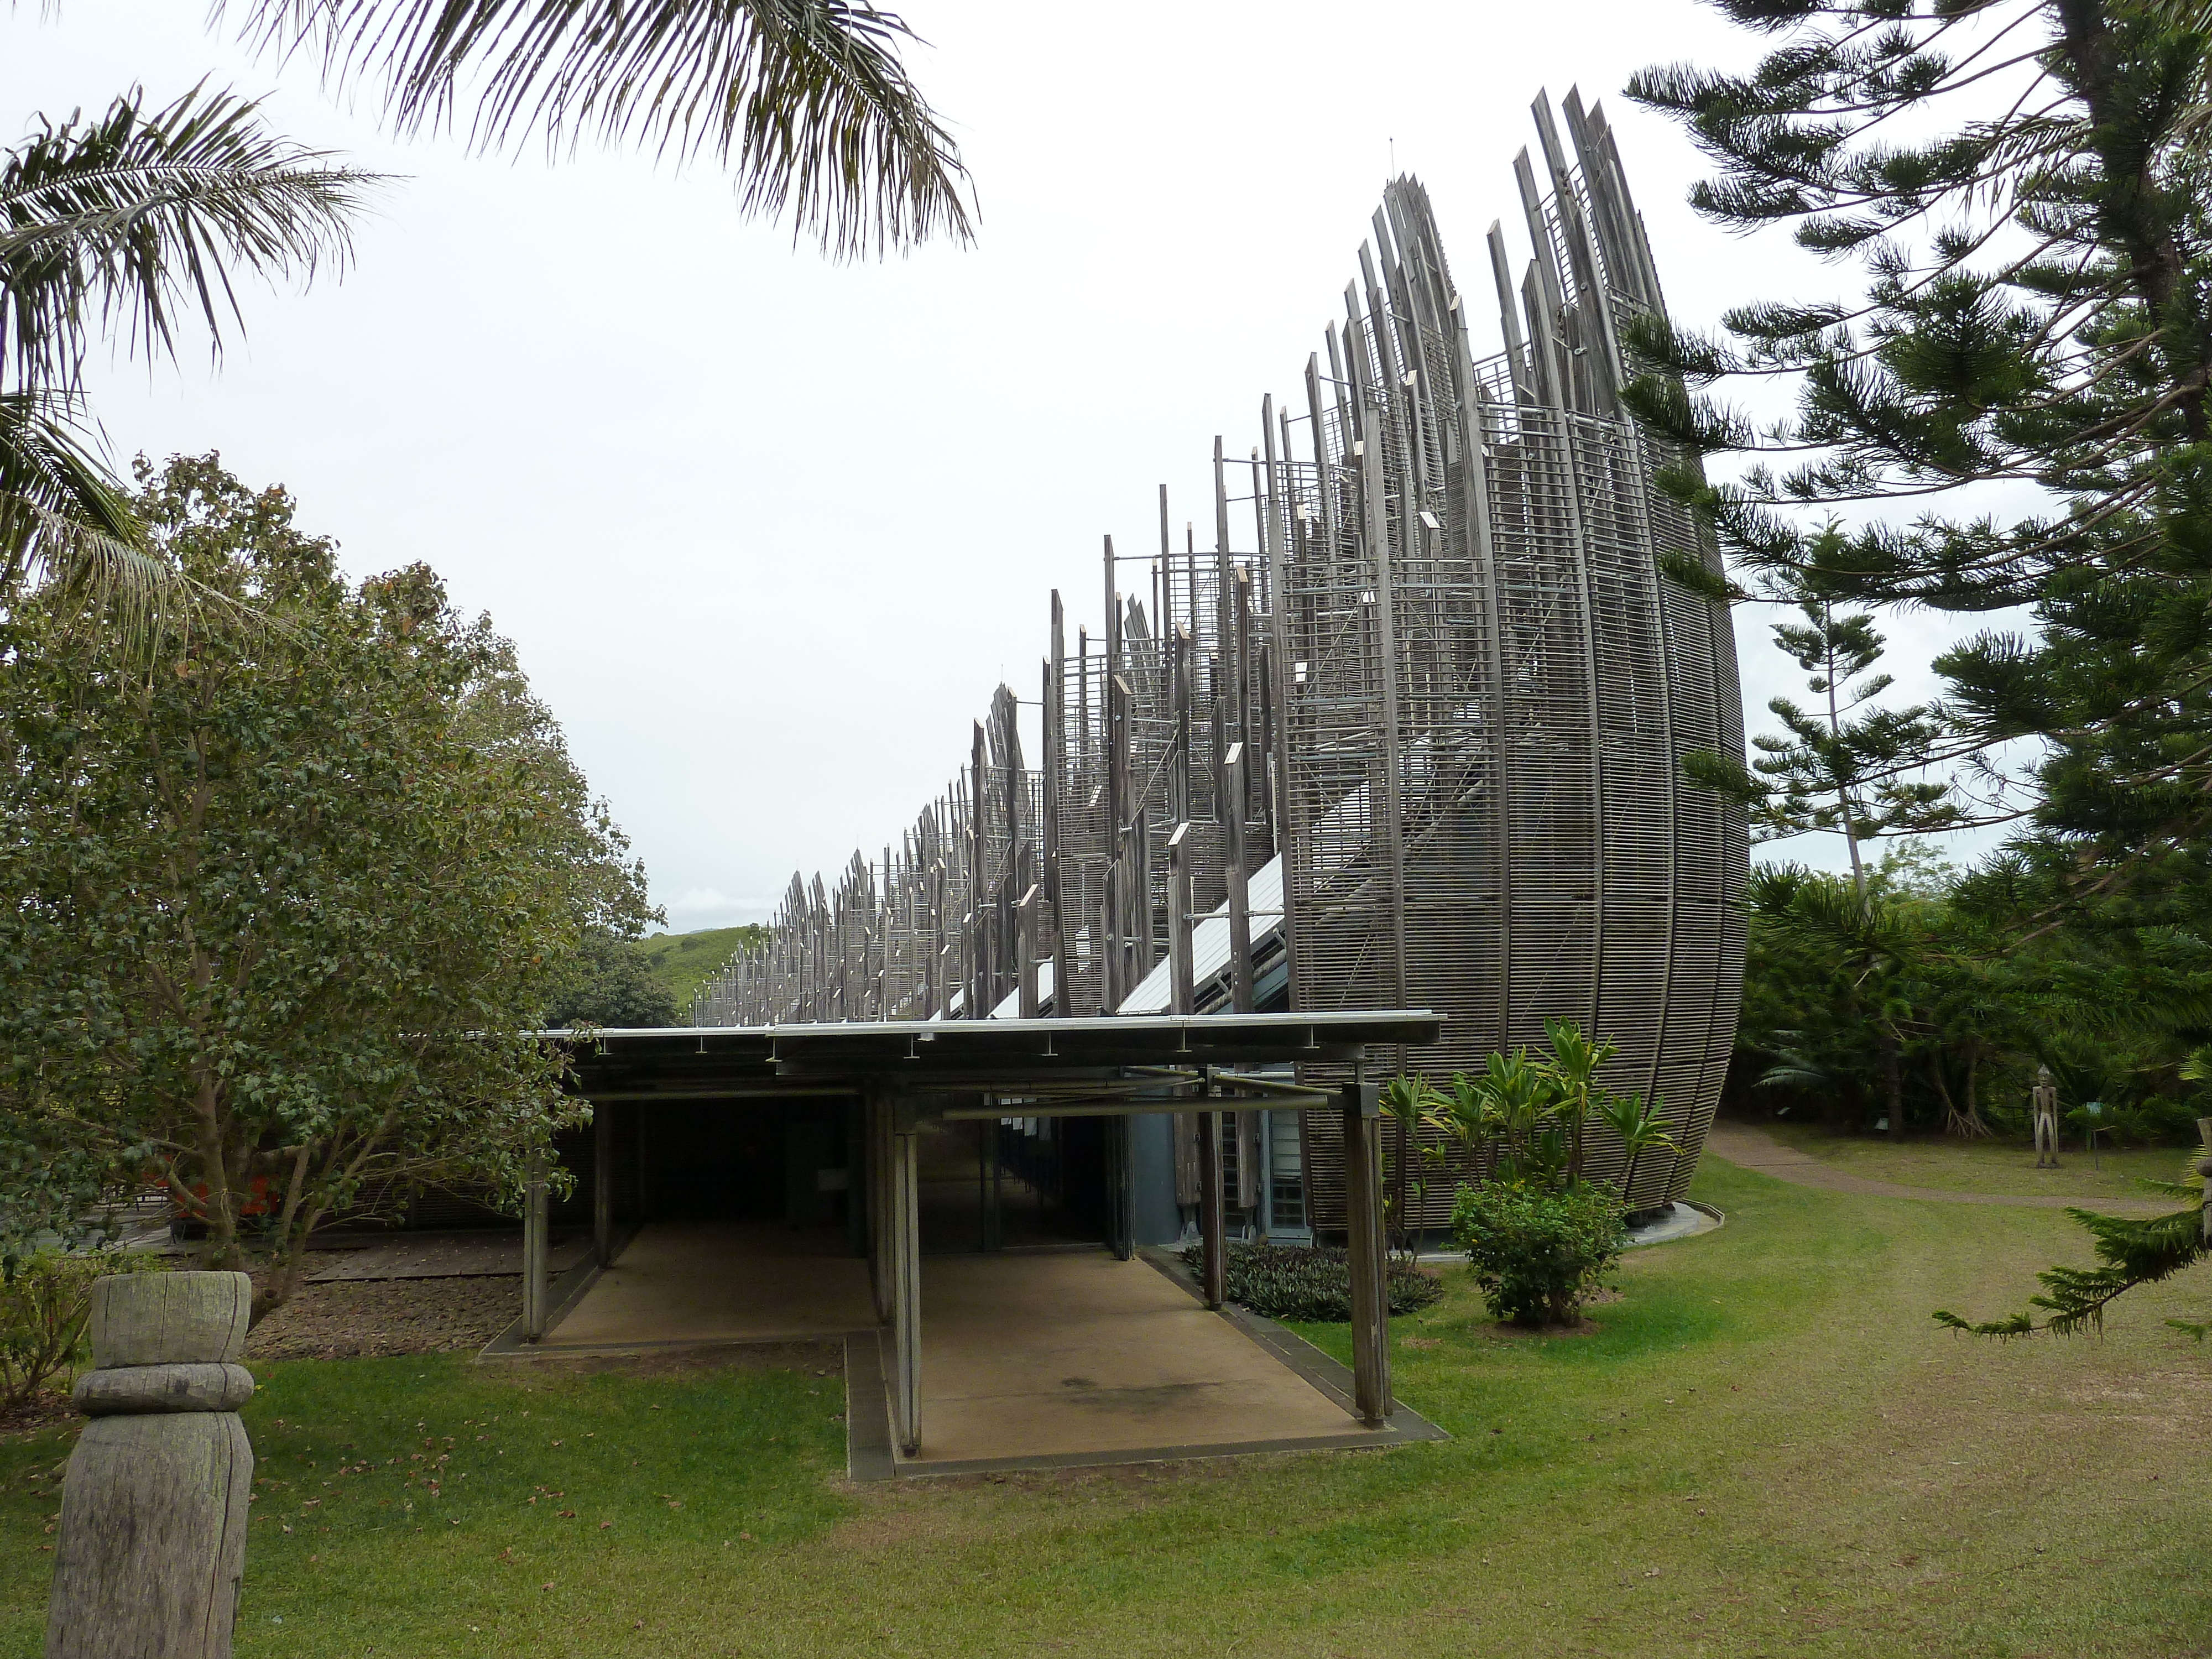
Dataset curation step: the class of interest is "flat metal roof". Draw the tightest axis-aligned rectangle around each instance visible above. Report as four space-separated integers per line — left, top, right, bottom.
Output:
546 1010 1442 1102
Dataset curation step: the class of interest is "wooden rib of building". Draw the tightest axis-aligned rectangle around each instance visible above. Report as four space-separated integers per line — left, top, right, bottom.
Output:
688 86 1750 1240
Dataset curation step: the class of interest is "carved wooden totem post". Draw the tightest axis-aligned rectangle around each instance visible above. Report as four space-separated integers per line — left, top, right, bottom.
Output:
2032 1066 2062 1170
45 1271 255 1659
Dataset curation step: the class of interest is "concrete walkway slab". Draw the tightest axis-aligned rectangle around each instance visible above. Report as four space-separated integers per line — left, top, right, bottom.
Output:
495 1224 1444 1477
896 1253 1406 1471
538 1221 875 1349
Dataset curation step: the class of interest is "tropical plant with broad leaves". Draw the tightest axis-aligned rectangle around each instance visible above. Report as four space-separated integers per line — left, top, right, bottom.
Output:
1594 1088 1677 1201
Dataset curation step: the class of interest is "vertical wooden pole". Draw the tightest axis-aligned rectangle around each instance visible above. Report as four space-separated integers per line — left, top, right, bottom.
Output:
1108 1115 1134 1261
870 1086 893 1323
1016 885 1041 1018
1045 594 1067 1014
1234 565 1255 814
1167 823 1194 1015
1342 1076 1393 1425
592 1104 613 1267
1224 742 1254 1013
969 726 989 1018
523 1147 549 1343
1198 1103 1226 1311
890 1101 922 1458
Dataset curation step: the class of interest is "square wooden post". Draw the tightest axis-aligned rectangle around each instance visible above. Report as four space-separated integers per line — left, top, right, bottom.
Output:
1016 885 1041 1018
592 1104 614 1267
1198 1108 1226 1310
867 1084 894 1324
1342 1079 1392 1425
1108 1115 1135 1261
522 1147 549 1344
889 1100 923 1458
1224 743 1254 1014
1167 824 1194 1016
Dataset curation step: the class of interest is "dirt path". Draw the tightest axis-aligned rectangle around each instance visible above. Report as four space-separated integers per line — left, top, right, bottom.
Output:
1702 1120 2171 1214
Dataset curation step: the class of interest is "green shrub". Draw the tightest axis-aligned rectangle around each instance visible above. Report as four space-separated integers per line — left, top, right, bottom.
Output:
0 1250 164 1411
1177 1240 1443 1322
1451 1181 1626 1327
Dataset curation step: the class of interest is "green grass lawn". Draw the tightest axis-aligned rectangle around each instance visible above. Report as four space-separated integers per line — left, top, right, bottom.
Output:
1754 1117 2193 1204
5 1160 2209 1657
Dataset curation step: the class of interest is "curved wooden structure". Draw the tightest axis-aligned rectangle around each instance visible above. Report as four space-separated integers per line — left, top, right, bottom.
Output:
694 88 1748 1226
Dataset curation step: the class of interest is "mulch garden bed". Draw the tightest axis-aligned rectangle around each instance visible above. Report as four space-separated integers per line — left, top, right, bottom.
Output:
243 1272 519 1362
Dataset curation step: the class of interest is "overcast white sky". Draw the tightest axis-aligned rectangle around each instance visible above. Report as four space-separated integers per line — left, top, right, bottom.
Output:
5 1 2015 933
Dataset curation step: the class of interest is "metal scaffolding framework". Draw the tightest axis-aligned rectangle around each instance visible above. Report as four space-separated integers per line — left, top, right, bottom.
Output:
693 88 1749 1227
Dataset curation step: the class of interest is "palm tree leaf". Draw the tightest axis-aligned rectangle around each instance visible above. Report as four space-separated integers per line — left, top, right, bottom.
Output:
237 0 971 257
1 83 379 395
0 391 196 651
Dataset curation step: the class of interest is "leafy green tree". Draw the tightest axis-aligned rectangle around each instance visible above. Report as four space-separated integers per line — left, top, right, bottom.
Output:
0 454 656 1318
1691 536 1963 895
545 930 681 1030
1627 1 2212 895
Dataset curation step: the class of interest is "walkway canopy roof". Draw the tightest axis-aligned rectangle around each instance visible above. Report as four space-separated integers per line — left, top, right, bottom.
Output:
550 1010 1443 1110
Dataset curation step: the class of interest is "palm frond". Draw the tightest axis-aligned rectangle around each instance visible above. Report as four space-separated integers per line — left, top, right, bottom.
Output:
1 84 379 394
238 0 970 257
0 392 204 655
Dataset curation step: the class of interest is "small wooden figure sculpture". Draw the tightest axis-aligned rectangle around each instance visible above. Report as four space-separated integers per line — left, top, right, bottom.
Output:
2032 1066 2062 1169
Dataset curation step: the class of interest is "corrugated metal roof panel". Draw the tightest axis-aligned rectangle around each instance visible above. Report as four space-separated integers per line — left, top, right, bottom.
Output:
1116 854 1285 1015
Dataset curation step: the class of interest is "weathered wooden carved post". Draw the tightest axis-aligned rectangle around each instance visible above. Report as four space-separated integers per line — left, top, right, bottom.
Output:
2033 1066 2062 1170
46 1271 254 1659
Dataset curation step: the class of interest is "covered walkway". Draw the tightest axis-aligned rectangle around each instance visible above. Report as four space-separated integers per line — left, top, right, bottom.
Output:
499 1219 1441 1474
514 1011 1441 1473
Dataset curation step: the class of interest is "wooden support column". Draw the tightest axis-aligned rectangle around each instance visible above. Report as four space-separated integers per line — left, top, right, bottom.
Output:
1016 884 1041 1018
523 1146 549 1344
868 1084 894 1324
592 1104 614 1267
1167 823 1194 1016
1224 742 1254 1014
1108 1115 1135 1261
1342 1076 1393 1425
889 1099 924 1458
1198 1103 1226 1311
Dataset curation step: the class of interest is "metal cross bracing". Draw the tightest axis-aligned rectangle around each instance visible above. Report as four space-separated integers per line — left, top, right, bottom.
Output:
691 86 1748 1231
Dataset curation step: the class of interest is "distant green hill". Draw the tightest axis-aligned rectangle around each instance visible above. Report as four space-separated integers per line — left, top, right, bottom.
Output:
624 924 766 1018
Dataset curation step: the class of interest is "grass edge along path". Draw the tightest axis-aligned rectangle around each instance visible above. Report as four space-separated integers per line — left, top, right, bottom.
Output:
1722 1118 2182 1209
2 1158 2208 1656
1699 1124 2168 1212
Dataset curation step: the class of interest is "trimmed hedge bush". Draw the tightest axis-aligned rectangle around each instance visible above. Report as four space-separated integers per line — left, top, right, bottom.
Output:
1177 1240 1443 1322
1451 1180 1626 1327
